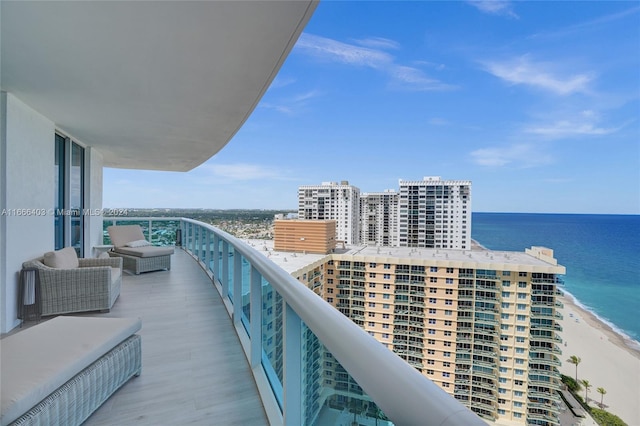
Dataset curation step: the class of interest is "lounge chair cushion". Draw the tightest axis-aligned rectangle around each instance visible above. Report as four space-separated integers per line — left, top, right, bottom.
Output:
114 246 174 258
43 247 79 269
107 225 146 248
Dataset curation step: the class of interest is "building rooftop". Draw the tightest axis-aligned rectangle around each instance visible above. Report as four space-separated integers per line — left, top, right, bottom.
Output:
245 239 565 274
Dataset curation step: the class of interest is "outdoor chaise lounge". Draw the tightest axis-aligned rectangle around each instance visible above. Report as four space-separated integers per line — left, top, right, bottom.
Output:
1 316 141 426
107 225 174 274
21 247 122 318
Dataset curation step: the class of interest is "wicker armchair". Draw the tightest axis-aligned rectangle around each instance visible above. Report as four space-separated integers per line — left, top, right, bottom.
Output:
21 256 122 317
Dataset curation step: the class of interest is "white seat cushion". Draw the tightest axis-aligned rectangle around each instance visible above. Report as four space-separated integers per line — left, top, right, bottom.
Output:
0 316 141 425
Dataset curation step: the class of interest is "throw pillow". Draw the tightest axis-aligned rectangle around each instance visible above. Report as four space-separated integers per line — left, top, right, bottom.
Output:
43 247 80 268
125 239 152 248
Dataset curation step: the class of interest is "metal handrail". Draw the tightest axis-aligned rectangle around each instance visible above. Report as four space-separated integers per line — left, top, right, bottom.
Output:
181 218 484 426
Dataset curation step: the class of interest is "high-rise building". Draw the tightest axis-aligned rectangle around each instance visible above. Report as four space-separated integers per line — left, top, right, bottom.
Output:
398 177 472 249
360 190 399 247
289 244 565 425
298 181 361 245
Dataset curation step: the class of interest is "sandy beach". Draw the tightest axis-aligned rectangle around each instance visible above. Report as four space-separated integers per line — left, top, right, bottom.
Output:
558 294 640 425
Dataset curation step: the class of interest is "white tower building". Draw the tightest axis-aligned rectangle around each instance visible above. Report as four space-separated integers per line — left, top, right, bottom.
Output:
360 190 399 247
398 177 471 249
298 181 361 245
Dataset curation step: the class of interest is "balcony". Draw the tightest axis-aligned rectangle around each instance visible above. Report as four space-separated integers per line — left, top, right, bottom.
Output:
174 218 485 425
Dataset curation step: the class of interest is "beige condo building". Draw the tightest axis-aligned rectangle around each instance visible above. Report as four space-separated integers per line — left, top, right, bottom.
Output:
289 244 565 426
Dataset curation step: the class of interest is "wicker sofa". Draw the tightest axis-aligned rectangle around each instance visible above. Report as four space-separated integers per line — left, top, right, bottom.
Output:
1 316 141 426
107 225 174 274
21 248 122 317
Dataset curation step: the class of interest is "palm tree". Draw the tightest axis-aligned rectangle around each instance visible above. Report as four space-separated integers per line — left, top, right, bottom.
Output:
597 387 607 407
581 379 591 404
567 355 581 382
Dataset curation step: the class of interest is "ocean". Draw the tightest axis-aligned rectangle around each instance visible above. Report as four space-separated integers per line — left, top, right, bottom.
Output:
472 213 640 342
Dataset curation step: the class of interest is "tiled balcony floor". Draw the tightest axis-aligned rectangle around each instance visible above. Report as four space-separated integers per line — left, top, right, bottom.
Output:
81 249 267 425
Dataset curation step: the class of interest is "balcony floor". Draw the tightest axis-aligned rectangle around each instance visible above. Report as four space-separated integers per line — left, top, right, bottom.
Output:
82 249 267 425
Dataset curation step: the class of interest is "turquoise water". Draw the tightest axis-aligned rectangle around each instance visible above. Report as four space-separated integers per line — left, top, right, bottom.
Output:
472 213 640 342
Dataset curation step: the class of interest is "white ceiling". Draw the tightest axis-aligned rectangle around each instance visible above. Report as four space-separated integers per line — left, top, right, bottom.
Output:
1 1 317 171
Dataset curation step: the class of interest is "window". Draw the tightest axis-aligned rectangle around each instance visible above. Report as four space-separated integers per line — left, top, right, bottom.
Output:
516 314 526 321
443 351 451 357
427 349 435 355
443 362 450 367
502 280 511 287
445 299 452 305
429 308 436 314
517 304 526 310
518 272 527 277
383 294 390 299
382 333 389 339
429 277 438 283
327 297 333 303
516 326 526 332
55 134 85 256
369 283 376 288
517 292 527 299
503 271 511 276
382 313 389 319
369 263 377 268
368 302 376 308
442 372 450 378
428 329 436 335
429 298 437 304
515 336 525 343
368 322 376 327
445 289 453 295
443 341 451 347
430 266 438 272
368 312 376 318
444 310 452 316
444 331 451 336
428 318 436 324
446 268 454 273
383 274 391 279
384 264 391 269
429 287 437 293
382 323 389 329
383 284 391 289
369 293 376 298
327 288 334 294
444 320 452 326
446 278 454 284
383 304 390 309
369 272 376 278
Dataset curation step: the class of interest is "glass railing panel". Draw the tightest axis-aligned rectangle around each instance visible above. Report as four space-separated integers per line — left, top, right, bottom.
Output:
240 254 250 333
301 322 393 426
227 243 235 300
261 277 284 408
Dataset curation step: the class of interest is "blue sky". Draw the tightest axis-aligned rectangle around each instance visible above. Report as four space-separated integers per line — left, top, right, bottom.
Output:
104 1 640 214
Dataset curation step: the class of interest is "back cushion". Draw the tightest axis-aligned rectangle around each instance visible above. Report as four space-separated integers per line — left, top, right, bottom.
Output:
43 247 79 269
107 225 146 247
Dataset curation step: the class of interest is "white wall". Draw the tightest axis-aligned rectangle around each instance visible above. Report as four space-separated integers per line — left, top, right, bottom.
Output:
1 93 55 333
86 147 104 257
0 94 107 333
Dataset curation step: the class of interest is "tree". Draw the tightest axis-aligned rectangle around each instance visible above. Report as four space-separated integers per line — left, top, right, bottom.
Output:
581 379 591 404
567 355 582 382
597 387 607 407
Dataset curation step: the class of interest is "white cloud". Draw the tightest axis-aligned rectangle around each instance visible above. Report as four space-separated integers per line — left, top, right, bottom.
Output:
198 163 286 181
524 109 624 139
352 37 401 50
483 55 594 95
467 1 519 19
295 33 454 92
428 117 450 126
470 143 553 168
260 90 323 115
296 33 393 69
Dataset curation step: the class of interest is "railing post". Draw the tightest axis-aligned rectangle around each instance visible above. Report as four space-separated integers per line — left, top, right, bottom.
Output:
222 240 229 298
205 230 211 272
249 265 262 368
214 234 223 296
283 303 302 426
233 248 242 325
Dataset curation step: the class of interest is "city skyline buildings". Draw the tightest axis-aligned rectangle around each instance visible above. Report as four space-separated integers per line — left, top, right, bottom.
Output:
103 2 640 215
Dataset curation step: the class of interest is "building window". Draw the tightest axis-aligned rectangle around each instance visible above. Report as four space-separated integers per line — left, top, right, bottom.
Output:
446 278 454 284
368 302 376 308
383 294 390 299
369 293 376 298
383 284 391 289
384 274 391 279
384 264 391 269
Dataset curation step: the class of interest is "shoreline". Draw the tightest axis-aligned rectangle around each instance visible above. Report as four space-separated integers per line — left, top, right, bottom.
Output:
559 290 640 357
558 293 640 425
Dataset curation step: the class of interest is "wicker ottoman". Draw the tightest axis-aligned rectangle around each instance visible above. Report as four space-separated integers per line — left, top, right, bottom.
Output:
1 316 142 426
